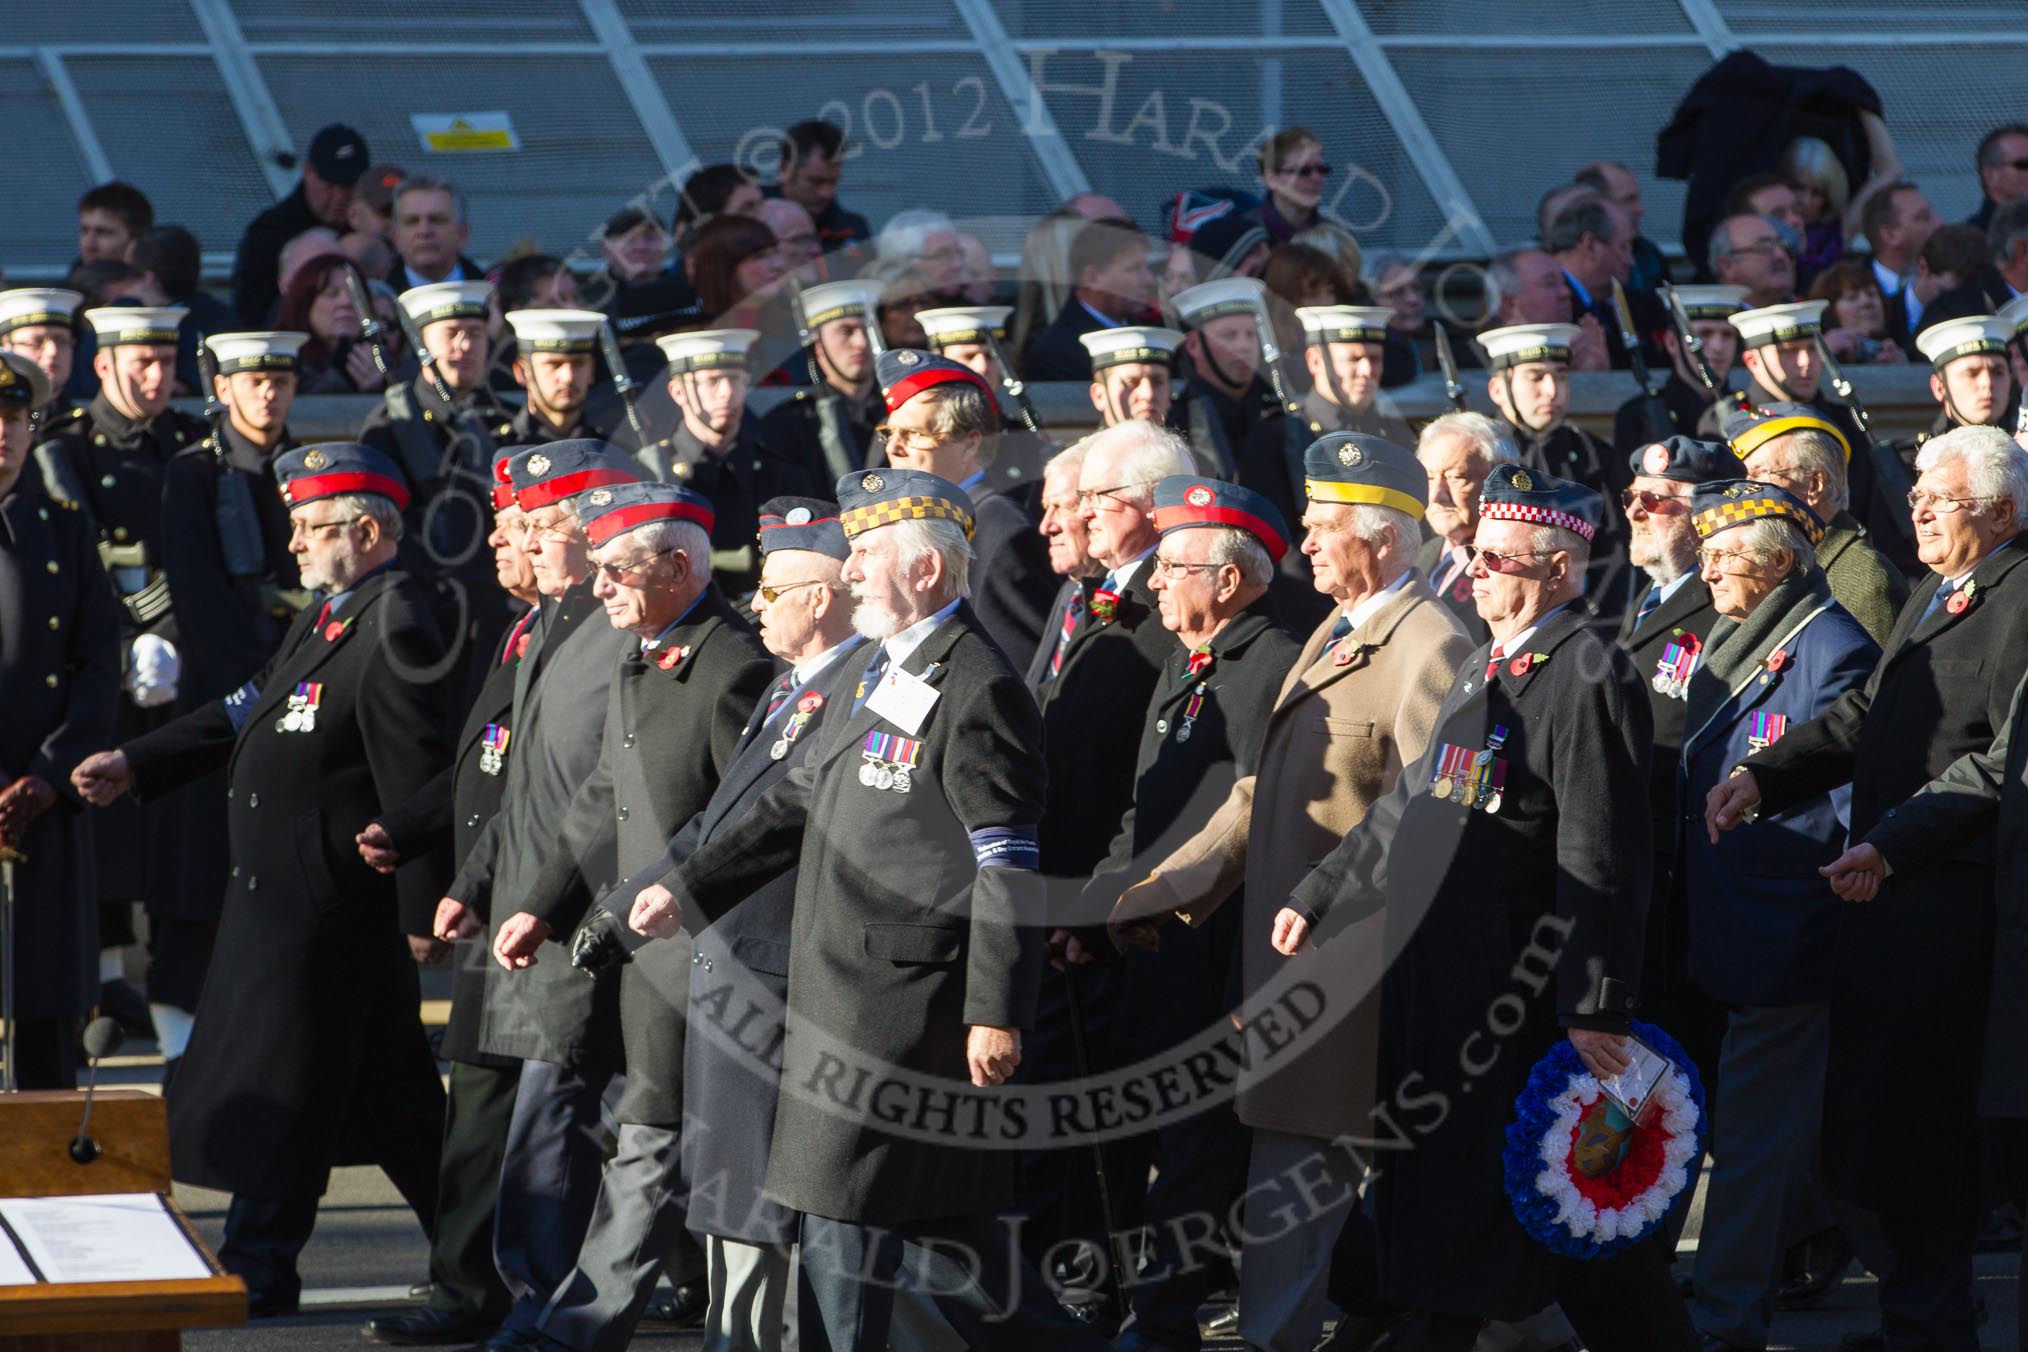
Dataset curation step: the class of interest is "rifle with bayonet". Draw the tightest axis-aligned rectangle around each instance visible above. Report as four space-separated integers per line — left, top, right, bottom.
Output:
784 276 869 482
389 290 497 494
1813 333 1916 546
345 267 445 490
199 337 310 623
598 317 651 451
1661 283 1748 415
1612 279 1675 444
1433 321 1468 414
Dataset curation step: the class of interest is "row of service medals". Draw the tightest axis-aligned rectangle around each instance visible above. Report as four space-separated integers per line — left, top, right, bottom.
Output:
1745 710 1788 754
859 730 921 793
771 692 824 761
277 682 324 733
1652 632 1701 701
1429 724 1509 814
480 723 511 775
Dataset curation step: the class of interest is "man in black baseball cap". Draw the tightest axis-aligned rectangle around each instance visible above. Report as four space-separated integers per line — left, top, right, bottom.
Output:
229 122 373 326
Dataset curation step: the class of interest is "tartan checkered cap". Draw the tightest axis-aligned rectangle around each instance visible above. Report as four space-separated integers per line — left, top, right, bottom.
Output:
1478 463 1602 543
1691 479 1826 545
835 468 976 541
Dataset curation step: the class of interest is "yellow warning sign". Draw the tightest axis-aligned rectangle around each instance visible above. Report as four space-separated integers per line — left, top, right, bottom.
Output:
411 112 520 154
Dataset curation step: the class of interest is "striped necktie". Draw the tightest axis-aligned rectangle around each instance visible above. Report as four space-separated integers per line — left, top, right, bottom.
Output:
1634 584 1663 629
1047 587 1089 679
763 671 796 722
1484 643 1505 681
1322 614 1353 659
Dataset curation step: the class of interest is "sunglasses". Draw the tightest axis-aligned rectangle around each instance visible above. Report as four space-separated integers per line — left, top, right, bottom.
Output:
1620 488 1690 514
1281 163 1333 180
1464 544 1556 574
757 579 827 604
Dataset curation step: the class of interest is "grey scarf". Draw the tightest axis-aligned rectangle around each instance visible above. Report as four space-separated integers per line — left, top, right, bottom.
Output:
1683 566 1836 739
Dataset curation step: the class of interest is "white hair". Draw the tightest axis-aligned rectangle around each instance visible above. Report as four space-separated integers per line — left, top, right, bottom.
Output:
1043 441 1090 486
1416 411 1519 469
1727 517 1817 574
628 519 711 568
1084 421 1195 506
1200 526 1274 586
1341 502 1419 549
885 516 973 598
876 209 958 263
1759 429 1850 512
1916 424 2028 529
322 492 405 542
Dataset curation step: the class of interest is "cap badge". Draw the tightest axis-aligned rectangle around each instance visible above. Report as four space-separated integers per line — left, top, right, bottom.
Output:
527 453 552 476
1724 483 1752 498
0 368 13 388
1511 469 1534 492
588 488 614 506
1642 445 1671 475
785 506 813 525
1337 445 1362 467
861 473 884 492
1185 485 1214 507
896 351 921 366
303 449 328 470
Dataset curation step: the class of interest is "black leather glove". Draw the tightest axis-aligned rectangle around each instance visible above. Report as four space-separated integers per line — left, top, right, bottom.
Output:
570 908 631 977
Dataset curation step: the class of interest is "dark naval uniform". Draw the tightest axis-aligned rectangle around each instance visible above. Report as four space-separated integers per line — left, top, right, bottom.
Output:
755 375 880 485
626 421 813 597
151 417 303 1012
1506 418 1636 621
1613 369 1716 451
1291 469 1697 1349
1168 369 1275 480
0 469 122 1088
1240 387 1413 548
122 501 452 1312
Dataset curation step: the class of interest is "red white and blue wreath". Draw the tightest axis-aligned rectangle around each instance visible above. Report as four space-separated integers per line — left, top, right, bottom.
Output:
1502 1020 1705 1259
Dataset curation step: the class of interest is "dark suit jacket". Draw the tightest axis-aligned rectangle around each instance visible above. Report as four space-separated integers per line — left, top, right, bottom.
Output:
968 477 1056 666
670 604 1048 1225
522 589 774 1125
1021 298 1109 382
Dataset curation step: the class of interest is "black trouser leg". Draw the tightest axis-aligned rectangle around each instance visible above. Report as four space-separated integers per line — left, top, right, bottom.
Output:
220 1193 320 1310
428 1058 520 1319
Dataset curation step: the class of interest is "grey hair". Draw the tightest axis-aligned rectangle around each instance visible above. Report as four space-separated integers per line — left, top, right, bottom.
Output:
885 516 973 598
322 492 404 542
1342 502 1420 550
1760 428 1850 512
1916 424 2028 528
1730 516 1817 574
921 381 1000 442
1706 214 1775 277
1200 526 1275 587
1526 523 1592 579
1417 411 1519 469
1042 440 1089 485
1085 421 1196 507
1486 246 1549 313
628 519 712 568
1363 251 1413 289
876 209 957 263
1543 197 1613 256
393 174 468 225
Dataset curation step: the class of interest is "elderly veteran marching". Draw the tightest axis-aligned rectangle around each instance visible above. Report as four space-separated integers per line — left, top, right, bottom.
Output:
443 440 646 1338
1721 400 1906 644
1274 465 1699 1352
0 349 121 1091
1077 475 1303 1352
1109 432 1470 1352
73 442 452 1318
576 496 865 1352
629 468 1113 1352
490 481 774 1352
870 347 1054 663
1705 424 2028 1350
1672 479 1879 1352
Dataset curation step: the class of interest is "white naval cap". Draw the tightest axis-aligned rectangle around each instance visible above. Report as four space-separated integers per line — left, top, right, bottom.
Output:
1915 314 2014 368
505 308 606 353
1996 291 2028 338
0 288 83 336
1727 299 1827 349
798 280 882 328
399 280 493 328
1079 325 1185 371
1476 321 1583 370
85 306 187 347
1670 284 1750 320
656 328 760 374
1294 305 1393 346
916 305 1012 348
205 330 309 374
1172 277 1267 326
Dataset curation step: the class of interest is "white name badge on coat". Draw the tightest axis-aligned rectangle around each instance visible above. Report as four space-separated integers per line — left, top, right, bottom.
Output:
866 665 939 735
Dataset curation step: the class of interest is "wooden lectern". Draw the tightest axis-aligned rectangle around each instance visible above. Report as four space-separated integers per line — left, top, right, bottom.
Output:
0 1090 244 1349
